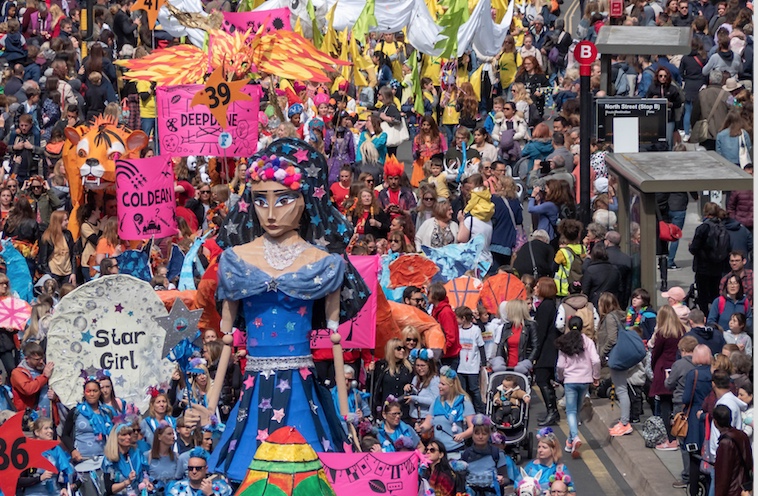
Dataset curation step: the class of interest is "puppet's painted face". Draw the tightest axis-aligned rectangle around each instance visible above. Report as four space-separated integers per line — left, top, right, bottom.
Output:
250 181 305 239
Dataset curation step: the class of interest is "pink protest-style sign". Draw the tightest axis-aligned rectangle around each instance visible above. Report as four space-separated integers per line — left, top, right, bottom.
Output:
574 41 598 76
309 255 379 350
0 297 32 330
610 0 624 17
116 155 178 240
318 452 421 496
156 84 261 158
221 8 291 36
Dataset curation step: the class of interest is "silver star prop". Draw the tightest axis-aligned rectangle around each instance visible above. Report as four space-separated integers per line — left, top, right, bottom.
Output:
153 298 203 358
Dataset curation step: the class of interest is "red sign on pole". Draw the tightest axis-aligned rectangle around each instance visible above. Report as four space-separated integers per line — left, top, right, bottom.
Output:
610 0 623 17
574 41 598 76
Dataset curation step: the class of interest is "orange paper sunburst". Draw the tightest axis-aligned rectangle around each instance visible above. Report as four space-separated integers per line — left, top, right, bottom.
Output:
388 254 439 289
118 27 348 86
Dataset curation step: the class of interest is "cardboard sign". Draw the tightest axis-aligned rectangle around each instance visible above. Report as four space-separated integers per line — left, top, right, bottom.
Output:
47 275 174 412
116 156 178 240
0 412 60 496
156 84 261 157
221 8 292 35
309 255 378 350
318 452 420 496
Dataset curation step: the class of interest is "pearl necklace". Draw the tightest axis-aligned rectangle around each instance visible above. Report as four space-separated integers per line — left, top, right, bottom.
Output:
263 236 309 271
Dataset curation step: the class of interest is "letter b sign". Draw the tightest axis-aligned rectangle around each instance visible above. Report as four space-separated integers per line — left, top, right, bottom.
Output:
574 41 598 76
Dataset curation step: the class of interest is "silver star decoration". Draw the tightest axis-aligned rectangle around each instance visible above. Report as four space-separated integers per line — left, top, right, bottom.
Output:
261 369 275 380
341 287 354 300
309 400 319 414
314 236 328 247
84 365 99 378
227 224 239 235
115 375 126 387
153 297 203 358
314 276 322 285
305 164 321 178
266 280 278 292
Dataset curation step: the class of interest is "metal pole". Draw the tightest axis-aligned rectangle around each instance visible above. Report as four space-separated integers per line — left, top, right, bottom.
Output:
580 72 592 226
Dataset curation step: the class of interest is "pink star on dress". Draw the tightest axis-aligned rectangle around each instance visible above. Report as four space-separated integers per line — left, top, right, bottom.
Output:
237 199 249 213
256 429 269 442
298 306 307 317
321 437 331 451
313 186 326 199
114 304 124 313
299 367 312 380
271 408 285 423
294 149 309 163
243 376 255 390
254 318 263 328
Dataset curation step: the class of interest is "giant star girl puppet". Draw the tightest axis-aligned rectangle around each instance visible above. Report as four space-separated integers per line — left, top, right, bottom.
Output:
210 139 370 481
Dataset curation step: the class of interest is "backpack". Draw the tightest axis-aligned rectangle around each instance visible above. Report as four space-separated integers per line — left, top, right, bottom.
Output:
554 247 583 297
717 295 750 316
614 66 631 96
527 102 543 127
642 416 667 448
703 220 731 261
564 302 596 340
607 321 647 370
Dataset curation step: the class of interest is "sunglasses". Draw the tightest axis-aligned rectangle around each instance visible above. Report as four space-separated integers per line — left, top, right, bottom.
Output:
390 239 402 243
394 346 405 351
187 465 207 472
410 297 425 303
366 179 374 184
199 190 211 194
405 337 418 342
32 185 42 189
423 197 434 201
425 447 438 453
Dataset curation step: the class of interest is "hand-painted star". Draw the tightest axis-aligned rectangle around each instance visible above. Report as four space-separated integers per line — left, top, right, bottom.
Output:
191 66 252 129
305 163 321 177
237 199 249 213
299 367 312 380
0 412 60 496
285 321 295 332
254 318 263 328
115 375 126 387
114 303 124 313
243 375 255 390
131 0 165 29
341 287 354 300
313 186 326 199
315 236 328 247
81 330 94 343
271 408 285 423
276 379 291 393
128 311 134 317
258 397 272 411
256 429 269 442
294 149 309 163
261 369 275 380
298 306 307 317
153 298 203 358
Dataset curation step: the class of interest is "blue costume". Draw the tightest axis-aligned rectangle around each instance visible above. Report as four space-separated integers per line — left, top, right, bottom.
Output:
516 460 573 492
376 420 420 452
103 447 148 495
23 445 76 496
209 250 349 481
167 478 233 496
430 394 475 453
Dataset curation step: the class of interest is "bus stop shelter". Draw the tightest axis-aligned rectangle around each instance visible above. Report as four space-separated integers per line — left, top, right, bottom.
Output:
605 151 753 292
596 26 691 94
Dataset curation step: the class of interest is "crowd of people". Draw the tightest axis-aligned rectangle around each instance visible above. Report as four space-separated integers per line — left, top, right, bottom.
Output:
0 0 752 494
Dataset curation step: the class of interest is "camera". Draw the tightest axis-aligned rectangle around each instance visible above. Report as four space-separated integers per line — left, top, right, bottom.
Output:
685 442 699 453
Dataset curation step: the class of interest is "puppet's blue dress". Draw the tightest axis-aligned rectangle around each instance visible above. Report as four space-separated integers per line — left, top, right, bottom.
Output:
208 248 347 482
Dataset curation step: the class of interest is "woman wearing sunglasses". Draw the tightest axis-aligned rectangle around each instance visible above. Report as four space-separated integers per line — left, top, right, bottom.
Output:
370 338 414 423
405 348 440 427
421 440 457 496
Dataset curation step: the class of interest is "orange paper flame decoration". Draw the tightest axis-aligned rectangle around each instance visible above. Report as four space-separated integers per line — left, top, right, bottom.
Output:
388 254 439 289
117 28 349 86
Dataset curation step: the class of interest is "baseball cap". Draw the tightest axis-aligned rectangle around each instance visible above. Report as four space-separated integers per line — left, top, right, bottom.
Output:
662 286 686 302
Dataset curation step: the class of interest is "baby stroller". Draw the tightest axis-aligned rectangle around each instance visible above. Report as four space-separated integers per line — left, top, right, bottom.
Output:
485 370 534 463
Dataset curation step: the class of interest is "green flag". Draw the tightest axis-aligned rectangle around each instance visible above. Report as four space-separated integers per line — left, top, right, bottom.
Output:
410 52 425 115
435 0 469 58
307 0 323 48
352 0 377 43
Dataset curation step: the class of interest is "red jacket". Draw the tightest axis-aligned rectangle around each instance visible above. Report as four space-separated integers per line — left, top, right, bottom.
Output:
10 366 48 412
432 298 461 358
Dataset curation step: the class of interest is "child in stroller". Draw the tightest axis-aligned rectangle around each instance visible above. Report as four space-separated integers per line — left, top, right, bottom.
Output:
493 375 531 428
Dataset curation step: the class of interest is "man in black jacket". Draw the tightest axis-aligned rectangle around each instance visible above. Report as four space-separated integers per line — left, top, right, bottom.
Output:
113 0 140 49
604 231 632 307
